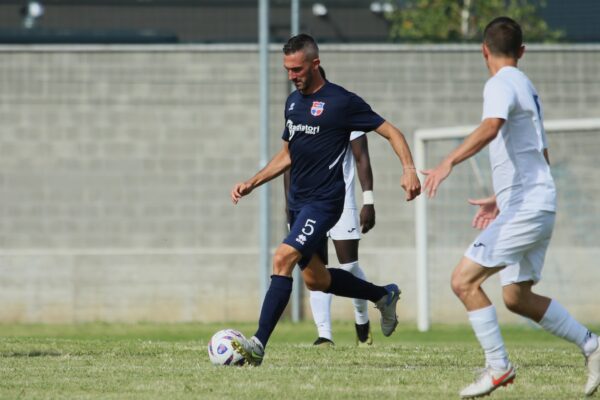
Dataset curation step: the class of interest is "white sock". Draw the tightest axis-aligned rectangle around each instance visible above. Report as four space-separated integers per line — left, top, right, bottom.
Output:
468 304 509 370
538 299 597 355
340 261 370 325
583 331 599 356
310 290 333 340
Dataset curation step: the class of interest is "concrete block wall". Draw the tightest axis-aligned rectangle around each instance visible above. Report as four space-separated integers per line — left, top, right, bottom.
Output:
0 44 598 324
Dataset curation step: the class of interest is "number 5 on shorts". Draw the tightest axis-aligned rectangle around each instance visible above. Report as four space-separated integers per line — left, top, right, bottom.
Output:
302 219 317 236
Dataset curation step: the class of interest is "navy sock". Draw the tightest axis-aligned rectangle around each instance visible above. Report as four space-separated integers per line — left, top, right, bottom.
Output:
326 268 387 303
254 275 293 348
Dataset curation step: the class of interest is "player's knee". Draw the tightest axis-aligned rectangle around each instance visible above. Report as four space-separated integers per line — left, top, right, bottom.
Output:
272 251 295 276
451 275 474 301
303 268 330 291
304 278 327 291
450 273 462 297
304 280 316 291
503 291 524 314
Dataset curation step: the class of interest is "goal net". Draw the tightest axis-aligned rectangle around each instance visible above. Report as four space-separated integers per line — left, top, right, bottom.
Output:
414 118 600 331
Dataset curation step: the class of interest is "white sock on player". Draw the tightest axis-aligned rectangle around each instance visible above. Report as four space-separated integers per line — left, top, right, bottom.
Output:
340 261 370 325
310 290 333 340
539 299 598 355
468 304 509 370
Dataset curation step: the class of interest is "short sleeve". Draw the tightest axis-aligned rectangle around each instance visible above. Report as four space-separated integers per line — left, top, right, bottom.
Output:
350 131 365 141
482 77 515 121
346 93 385 132
282 124 290 141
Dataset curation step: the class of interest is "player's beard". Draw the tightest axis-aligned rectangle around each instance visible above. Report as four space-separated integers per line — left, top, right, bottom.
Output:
296 70 313 94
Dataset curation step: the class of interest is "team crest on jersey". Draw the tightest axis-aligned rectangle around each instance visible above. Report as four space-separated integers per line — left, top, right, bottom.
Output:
310 101 325 116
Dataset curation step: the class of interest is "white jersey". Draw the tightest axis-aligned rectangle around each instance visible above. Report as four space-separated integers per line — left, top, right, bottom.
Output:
482 66 556 212
340 131 365 209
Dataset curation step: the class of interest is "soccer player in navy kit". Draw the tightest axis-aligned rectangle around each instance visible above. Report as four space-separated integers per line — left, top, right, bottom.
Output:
230 33 421 366
285 66 377 348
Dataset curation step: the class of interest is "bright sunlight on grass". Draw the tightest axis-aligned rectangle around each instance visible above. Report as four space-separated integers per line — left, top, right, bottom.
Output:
0 322 596 399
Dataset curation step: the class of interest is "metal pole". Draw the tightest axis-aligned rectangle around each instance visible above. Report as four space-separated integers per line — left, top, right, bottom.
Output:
291 0 300 35
289 0 303 323
258 0 271 299
415 134 430 332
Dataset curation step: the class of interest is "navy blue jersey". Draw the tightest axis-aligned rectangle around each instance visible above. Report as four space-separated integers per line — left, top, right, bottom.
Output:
282 81 384 211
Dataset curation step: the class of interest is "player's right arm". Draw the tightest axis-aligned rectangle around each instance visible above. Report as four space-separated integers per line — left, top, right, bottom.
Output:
422 117 503 198
231 141 291 204
423 77 512 199
283 169 291 225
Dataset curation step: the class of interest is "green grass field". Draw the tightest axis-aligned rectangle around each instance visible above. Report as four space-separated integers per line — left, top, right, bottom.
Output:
0 321 596 399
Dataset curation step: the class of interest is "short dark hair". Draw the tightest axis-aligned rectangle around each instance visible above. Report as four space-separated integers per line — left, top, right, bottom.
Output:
283 33 319 60
483 17 523 58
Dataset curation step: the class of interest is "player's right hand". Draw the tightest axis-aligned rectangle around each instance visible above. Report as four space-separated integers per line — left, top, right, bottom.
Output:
421 160 452 199
231 182 253 204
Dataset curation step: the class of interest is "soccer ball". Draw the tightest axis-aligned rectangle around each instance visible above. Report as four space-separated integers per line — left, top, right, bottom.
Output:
207 329 246 366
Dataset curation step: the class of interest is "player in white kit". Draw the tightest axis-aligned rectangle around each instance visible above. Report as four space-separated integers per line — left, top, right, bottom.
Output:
422 17 600 398
311 129 376 347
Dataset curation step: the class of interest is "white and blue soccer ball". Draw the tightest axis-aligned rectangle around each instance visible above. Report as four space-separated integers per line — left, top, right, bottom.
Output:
207 329 246 366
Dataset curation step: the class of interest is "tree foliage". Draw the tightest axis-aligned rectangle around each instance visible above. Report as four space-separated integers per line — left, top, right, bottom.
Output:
387 0 563 43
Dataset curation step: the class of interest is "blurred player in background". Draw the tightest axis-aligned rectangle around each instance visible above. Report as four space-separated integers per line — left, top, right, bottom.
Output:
285 66 376 347
422 17 600 398
231 33 420 366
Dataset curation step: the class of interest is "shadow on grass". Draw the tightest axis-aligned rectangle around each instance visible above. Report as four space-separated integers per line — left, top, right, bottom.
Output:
0 350 62 358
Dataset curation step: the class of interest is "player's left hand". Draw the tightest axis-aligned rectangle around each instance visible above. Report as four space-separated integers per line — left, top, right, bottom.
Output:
360 205 375 234
231 182 253 204
468 196 499 230
401 170 421 201
421 161 452 198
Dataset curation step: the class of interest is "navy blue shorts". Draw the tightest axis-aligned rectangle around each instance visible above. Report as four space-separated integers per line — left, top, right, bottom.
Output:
284 204 342 269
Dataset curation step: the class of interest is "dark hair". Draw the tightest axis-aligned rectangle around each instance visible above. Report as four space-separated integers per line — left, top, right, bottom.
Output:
283 33 319 60
483 17 523 58
318 66 326 80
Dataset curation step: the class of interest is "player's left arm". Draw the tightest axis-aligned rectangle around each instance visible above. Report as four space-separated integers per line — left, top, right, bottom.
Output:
543 148 550 165
422 117 504 198
351 135 375 233
373 121 421 201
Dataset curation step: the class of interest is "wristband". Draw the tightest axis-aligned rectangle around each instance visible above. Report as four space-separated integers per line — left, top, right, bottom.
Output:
363 190 374 205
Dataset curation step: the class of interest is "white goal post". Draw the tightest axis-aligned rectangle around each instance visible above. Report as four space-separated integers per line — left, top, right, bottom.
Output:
414 118 600 332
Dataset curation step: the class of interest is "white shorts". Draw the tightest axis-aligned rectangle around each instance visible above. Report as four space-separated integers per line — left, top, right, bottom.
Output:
327 208 360 241
464 209 555 286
